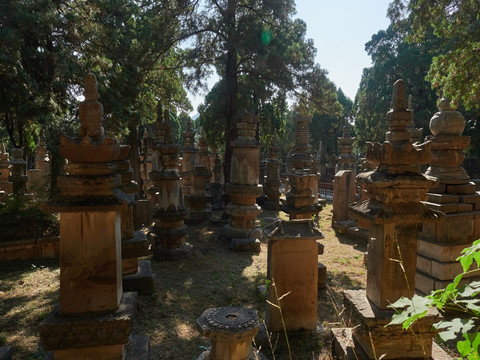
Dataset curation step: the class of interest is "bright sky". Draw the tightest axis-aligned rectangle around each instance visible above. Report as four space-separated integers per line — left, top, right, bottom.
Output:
187 0 391 116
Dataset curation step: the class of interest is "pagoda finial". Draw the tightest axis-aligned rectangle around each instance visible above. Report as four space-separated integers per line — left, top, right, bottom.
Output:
78 73 104 138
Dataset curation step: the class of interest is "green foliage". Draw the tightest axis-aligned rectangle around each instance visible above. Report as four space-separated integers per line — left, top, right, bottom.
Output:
388 0 480 114
353 22 442 155
0 195 59 241
388 239 480 359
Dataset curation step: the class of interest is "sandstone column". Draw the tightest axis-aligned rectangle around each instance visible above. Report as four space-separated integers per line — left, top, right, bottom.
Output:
27 136 51 193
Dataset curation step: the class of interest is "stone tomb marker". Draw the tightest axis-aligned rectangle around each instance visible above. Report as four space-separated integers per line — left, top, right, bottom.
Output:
39 73 148 359
264 219 324 332
334 80 444 360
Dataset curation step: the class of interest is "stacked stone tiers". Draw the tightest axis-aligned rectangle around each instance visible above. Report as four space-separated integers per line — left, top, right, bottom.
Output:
417 98 480 294
282 171 321 220
221 115 262 251
40 73 149 359
188 165 213 224
336 80 443 360
152 108 192 261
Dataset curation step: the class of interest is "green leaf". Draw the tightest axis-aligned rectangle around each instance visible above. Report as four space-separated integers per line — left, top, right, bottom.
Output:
434 318 475 342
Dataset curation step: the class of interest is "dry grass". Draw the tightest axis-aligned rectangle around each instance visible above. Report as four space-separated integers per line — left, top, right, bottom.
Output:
0 201 369 359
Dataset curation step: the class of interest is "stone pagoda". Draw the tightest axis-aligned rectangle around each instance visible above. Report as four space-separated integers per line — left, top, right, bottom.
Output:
221 114 263 251
0 144 12 193
186 129 212 224
151 109 191 260
181 120 198 206
417 97 480 293
407 96 423 145
334 80 443 360
210 154 224 211
282 114 321 220
332 124 357 231
27 136 51 193
146 104 165 205
263 136 281 210
39 73 149 359
9 148 28 196
113 157 155 295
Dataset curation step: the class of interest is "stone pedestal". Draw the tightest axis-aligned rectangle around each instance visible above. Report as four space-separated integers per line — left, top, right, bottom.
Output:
337 80 443 359
418 98 480 293
39 73 149 359
264 219 324 332
152 108 191 261
196 306 264 360
221 115 262 251
337 290 440 360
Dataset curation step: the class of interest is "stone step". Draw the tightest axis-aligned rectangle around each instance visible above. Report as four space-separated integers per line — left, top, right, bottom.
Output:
123 260 155 295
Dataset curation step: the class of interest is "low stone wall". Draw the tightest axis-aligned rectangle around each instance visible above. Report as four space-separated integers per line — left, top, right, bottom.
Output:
0 236 59 261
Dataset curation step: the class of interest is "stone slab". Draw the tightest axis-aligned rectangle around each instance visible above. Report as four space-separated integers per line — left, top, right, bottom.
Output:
415 270 479 294
417 239 472 262
124 335 151 360
231 238 261 252
426 193 459 204
423 202 458 214
331 327 452 360
417 254 480 281
446 182 476 195
123 260 155 295
0 346 12 360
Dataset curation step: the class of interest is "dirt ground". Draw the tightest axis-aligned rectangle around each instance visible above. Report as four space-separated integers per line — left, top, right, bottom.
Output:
0 202 370 359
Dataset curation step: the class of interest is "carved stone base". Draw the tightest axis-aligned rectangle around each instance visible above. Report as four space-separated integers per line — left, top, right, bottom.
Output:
342 290 440 359
153 242 193 261
45 335 150 360
331 327 452 360
39 292 136 353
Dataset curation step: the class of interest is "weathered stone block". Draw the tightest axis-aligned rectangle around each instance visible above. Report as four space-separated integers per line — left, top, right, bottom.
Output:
231 238 261 252
446 182 476 195
427 193 459 204
123 260 155 295
417 239 468 262
59 211 122 314
343 290 439 359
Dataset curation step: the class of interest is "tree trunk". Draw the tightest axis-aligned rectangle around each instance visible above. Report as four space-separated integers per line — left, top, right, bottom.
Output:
128 124 143 197
223 0 238 185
